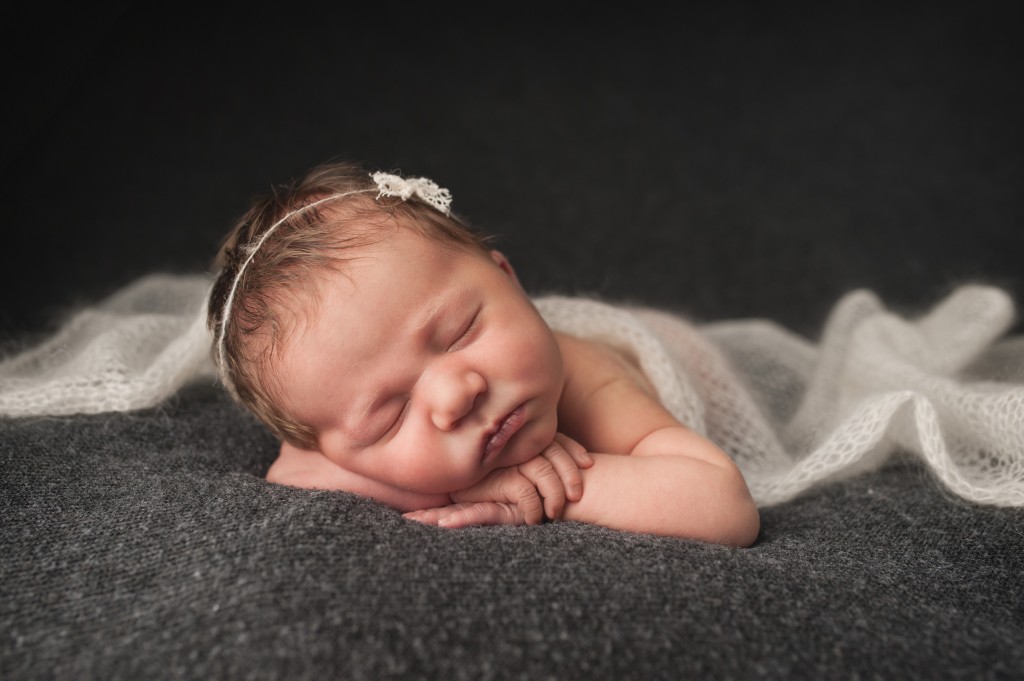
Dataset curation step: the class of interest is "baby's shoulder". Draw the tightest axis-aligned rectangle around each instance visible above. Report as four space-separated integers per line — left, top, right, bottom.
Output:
554 332 657 400
553 331 677 453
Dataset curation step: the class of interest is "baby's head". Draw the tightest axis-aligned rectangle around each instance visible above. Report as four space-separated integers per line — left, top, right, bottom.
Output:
208 160 492 449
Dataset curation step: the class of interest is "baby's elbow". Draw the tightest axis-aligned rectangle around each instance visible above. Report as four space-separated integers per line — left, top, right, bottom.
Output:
716 467 760 547
656 462 759 546
704 462 761 548
721 494 760 548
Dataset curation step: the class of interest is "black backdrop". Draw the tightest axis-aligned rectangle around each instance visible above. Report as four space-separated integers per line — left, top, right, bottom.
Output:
3 3 1021 344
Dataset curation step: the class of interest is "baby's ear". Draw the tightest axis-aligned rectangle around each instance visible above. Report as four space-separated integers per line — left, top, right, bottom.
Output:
489 250 522 288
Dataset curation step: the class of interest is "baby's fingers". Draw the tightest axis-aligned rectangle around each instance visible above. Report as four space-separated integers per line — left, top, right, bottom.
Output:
440 502 520 528
553 433 594 469
449 468 544 525
405 502 519 528
403 505 460 526
517 455 567 520
540 434 592 503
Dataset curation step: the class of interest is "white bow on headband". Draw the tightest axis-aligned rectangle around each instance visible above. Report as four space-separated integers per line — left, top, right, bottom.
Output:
372 172 453 216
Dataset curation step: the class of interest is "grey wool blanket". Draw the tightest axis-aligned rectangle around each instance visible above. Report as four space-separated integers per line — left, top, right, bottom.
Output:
3 382 1023 678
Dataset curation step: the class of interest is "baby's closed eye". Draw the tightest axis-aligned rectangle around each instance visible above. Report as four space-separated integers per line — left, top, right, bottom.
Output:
379 399 410 442
447 308 482 352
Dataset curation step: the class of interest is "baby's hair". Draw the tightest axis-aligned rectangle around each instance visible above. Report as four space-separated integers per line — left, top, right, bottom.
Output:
207 160 491 449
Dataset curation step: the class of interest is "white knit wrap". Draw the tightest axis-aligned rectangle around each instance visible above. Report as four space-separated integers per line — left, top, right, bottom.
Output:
537 285 1024 506
0 274 214 416
2 276 1022 507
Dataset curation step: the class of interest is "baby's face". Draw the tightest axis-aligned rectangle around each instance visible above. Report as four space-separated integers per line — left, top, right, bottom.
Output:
275 226 565 494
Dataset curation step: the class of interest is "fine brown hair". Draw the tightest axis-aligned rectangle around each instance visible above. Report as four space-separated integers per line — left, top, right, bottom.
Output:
207 160 490 449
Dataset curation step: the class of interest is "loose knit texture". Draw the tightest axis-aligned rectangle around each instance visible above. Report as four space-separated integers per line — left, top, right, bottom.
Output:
536 288 1024 506
1 275 1022 507
0 274 215 417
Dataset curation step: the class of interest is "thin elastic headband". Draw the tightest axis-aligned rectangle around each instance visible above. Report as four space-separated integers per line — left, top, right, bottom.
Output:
215 171 453 397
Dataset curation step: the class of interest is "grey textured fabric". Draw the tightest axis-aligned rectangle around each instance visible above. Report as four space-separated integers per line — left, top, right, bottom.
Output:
3 4 1024 679
3 383 1023 679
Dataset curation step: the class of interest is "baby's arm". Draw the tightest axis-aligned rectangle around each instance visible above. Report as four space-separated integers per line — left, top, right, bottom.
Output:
553 333 760 547
267 438 590 521
561 434 759 546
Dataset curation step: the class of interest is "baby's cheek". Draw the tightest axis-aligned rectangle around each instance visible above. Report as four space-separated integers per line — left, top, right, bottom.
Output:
506 331 562 382
387 440 477 494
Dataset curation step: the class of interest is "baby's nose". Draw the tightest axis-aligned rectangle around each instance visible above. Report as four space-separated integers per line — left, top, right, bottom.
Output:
429 369 486 431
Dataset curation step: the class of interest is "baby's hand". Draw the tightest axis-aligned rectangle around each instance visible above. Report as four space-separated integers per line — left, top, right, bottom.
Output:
403 433 592 528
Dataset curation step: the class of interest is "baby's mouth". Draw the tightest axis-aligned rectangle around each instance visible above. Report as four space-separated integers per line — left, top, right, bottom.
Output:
481 405 525 461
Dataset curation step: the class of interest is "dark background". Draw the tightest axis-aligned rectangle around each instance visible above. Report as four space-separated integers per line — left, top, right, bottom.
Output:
2 3 1022 343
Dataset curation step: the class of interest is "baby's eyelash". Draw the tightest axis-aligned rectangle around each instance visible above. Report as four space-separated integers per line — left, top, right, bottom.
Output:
380 400 409 442
447 310 481 352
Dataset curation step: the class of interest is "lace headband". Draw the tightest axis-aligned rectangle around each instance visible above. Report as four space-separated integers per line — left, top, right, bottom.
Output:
215 171 453 397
